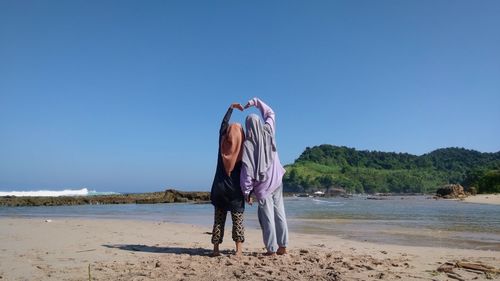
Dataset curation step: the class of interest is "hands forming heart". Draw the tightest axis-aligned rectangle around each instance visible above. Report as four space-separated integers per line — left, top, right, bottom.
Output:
231 103 244 111
231 101 253 111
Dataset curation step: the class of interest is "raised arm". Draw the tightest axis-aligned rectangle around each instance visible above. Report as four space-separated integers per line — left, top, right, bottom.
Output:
244 97 275 131
220 103 244 137
219 107 233 137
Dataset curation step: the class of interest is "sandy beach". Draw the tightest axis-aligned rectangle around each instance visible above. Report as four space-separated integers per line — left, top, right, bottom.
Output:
461 194 500 205
0 218 498 281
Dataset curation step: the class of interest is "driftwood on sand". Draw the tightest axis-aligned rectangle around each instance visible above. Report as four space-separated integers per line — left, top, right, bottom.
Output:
437 260 498 280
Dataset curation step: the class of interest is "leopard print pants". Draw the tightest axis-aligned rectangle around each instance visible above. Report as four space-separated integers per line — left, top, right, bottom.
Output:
211 207 245 244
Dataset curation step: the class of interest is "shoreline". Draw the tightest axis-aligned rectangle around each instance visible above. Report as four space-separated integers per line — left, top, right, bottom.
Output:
0 217 498 280
460 194 500 205
3 214 498 252
2 191 500 207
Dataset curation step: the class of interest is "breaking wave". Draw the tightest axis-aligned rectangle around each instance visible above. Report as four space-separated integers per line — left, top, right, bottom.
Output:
0 188 118 197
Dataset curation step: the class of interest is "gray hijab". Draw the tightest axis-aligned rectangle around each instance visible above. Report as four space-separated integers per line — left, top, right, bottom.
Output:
242 114 276 182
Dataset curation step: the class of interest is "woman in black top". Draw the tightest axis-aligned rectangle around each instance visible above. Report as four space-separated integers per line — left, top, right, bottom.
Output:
210 102 246 256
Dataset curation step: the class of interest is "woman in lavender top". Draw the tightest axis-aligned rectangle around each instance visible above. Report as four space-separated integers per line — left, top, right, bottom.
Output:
241 97 288 256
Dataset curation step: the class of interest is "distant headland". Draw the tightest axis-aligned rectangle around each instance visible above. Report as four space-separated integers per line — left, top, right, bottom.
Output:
283 145 500 195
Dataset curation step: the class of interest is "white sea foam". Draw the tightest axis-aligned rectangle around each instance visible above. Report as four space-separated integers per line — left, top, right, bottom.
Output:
0 188 91 197
312 198 345 206
87 190 119 196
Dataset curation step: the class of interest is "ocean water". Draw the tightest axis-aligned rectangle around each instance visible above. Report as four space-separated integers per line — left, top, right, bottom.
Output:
285 196 500 251
1 196 499 251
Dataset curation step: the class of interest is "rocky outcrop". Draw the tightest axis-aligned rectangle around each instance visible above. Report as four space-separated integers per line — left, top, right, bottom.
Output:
463 186 477 195
326 188 347 197
0 189 210 207
435 184 466 199
163 189 210 203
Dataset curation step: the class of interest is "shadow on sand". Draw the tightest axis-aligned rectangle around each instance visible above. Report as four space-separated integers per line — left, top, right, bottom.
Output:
102 244 232 256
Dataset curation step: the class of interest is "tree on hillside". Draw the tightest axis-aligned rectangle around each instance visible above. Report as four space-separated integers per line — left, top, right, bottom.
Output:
283 144 500 194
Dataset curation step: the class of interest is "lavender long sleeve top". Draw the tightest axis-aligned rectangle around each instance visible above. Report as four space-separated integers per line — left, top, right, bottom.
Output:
240 98 286 200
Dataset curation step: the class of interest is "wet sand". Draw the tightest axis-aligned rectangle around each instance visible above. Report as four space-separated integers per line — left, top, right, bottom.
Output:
0 218 498 280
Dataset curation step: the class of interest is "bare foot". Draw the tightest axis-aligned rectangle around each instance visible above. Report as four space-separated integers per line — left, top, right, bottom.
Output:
211 244 221 257
209 251 221 257
234 242 243 257
232 251 243 259
277 247 287 255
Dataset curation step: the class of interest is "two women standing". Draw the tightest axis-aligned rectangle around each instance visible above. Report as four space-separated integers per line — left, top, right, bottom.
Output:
210 98 288 257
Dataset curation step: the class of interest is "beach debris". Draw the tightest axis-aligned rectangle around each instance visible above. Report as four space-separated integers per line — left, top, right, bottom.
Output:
44 219 52 223
456 261 499 274
446 272 465 281
362 264 375 270
76 249 96 253
437 262 455 273
437 260 499 280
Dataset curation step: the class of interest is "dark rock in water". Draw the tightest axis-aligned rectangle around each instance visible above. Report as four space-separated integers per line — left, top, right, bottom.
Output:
163 189 179 203
0 189 210 207
463 186 477 195
326 188 347 197
435 184 466 199
366 196 389 200
161 189 210 203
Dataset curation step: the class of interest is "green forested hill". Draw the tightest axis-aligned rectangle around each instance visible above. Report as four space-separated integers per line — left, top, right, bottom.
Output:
283 145 500 194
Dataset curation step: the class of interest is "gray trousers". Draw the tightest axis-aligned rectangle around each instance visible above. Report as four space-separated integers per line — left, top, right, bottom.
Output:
257 184 289 253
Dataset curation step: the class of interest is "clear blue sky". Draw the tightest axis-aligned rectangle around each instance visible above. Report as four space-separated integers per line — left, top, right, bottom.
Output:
1 1 499 192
